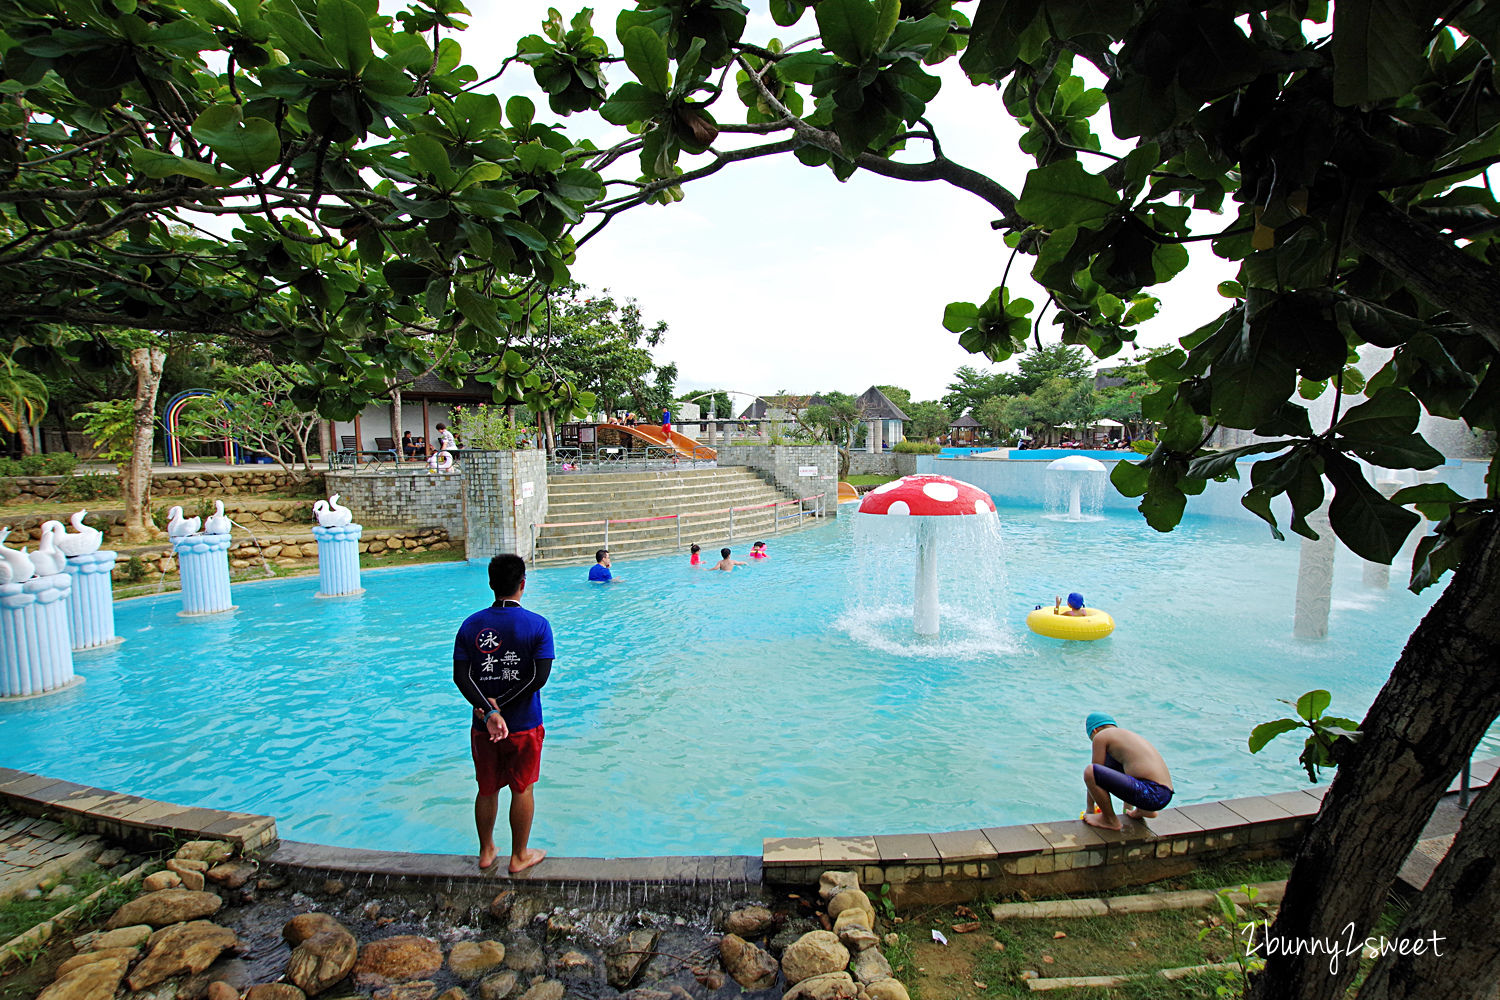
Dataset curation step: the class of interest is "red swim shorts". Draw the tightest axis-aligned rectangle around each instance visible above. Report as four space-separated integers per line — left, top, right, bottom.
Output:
470 724 544 795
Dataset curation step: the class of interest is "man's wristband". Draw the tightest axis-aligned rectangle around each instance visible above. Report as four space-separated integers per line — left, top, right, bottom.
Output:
485 709 501 720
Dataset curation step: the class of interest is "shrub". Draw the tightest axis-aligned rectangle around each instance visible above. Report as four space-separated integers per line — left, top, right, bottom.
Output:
892 440 941 454
52 472 120 502
123 555 147 583
0 453 79 477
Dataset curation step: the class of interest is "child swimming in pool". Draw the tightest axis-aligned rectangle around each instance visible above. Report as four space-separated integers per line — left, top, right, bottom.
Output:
749 541 768 560
713 547 747 572
1055 593 1087 616
689 543 702 566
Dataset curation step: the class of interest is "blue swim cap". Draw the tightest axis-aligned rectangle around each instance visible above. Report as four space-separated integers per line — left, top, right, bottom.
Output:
1067 593 1085 609
1085 713 1117 738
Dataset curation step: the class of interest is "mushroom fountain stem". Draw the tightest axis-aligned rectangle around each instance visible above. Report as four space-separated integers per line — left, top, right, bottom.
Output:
914 519 939 636
1068 481 1083 520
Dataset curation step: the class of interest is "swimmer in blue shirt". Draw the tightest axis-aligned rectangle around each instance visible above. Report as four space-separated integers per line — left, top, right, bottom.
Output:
588 549 618 582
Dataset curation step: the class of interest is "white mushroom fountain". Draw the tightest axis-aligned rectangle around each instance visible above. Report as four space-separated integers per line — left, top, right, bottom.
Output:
857 474 999 636
1045 455 1108 521
312 494 363 598
49 512 122 653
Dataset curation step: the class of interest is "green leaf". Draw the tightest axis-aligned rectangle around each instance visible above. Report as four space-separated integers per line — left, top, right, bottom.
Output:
1110 457 1149 497
1390 482 1466 521
191 105 281 173
506 95 535 127
1294 690 1332 722
1018 159 1120 229
318 0 372 72
599 82 666 125
873 0 900 50
131 147 234 183
942 301 979 333
1331 0 1434 106
1249 718 1303 754
1187 441 1291 481
405 133 456 187
266 0 332 62
1324 452 1421 563
1335 387 1418 440
621 25 670 93
816 0 878 64
1210 323 1297 428
454 286 504 336
1217 280 1243 299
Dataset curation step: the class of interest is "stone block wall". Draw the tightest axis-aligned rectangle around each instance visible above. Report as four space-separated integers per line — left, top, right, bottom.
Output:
113 526 452 579
715 445 839 515
847 453 897 477
463 450 548 561
325 470 465 539
2 469 323 504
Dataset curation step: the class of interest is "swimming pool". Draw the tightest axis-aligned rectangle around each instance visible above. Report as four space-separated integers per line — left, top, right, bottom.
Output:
0 507 1477 858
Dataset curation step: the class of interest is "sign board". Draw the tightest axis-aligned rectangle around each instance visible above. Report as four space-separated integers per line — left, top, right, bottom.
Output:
579 426 595 443
821 475 836 481
798 466 818 477
521 481 534 499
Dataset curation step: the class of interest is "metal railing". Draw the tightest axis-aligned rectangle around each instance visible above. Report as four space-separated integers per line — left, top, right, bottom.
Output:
530 492 827 558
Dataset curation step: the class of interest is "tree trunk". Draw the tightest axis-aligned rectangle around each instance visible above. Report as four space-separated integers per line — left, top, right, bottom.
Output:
1248 513 1500 1000
389 386 402 443
122 346 166 543
1358 774 1500 1000
17 418 35 456
541 410 556 458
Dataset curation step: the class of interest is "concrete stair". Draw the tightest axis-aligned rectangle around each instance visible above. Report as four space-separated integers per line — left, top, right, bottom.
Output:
532 467 822 566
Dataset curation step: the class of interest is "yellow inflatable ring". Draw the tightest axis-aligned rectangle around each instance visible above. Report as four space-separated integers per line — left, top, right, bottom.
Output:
1026 607 1115 640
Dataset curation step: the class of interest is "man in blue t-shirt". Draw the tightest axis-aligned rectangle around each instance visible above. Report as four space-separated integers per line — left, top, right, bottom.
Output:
588 548 618 583
452 554 554 873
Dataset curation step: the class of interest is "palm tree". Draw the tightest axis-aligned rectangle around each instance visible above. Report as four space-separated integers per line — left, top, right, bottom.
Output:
0 356 47 455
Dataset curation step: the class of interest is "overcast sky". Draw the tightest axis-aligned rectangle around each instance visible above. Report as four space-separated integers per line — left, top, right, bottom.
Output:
460 1 1239 404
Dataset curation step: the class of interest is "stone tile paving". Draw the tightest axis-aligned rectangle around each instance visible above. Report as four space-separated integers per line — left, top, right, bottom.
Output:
0 806 100 901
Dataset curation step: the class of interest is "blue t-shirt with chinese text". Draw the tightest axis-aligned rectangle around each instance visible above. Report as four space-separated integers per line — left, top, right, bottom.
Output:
453 604 554 732
588 564 612 582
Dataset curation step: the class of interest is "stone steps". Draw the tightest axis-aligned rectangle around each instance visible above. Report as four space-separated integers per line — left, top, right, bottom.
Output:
545 484 783 519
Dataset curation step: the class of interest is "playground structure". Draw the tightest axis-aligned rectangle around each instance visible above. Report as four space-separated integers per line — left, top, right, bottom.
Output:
163 389 240 466
555 422 716 462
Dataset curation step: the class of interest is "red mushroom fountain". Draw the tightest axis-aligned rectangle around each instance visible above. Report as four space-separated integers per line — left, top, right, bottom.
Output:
857 474 998 636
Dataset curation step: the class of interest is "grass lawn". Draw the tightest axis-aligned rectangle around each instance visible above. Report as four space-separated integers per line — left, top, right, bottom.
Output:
845 474 897 487
0 866 143 1000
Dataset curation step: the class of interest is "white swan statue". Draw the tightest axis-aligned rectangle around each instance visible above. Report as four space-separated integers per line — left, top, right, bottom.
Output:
314 495 354 527
167 505 202 537
204 500 233 535
0 526 37 584
32 521 68 577
54 509 104 557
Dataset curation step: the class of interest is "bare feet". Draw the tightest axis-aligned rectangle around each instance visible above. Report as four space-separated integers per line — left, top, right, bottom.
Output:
1082 812 1123 831
478 844 499 870
1126 808 1157 819
509 847 546 874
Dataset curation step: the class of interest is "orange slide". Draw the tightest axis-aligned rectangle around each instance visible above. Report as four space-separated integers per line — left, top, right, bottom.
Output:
838 481 860 503
619 424 717 460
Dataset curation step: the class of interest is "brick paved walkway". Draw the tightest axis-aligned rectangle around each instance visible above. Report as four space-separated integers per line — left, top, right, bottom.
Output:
0 807 101 902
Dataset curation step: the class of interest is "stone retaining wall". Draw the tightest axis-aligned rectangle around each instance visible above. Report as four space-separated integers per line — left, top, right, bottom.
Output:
114 527 452 579
325 469 465 539
846 453 897 477
0 500 315 545
2 469 323 504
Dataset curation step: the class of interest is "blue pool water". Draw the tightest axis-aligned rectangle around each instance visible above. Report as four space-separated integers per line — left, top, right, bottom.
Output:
0 507 1480 858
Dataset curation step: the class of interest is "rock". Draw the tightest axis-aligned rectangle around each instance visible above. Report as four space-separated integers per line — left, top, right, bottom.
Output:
83 925 152 951
175 841 234 864
373 983 438 1000
207 981 240 1000
128 920 239 990
769 917 819 957
170 858 210 874
437 990 468 1000
56 948 140 978
107 889 223 928
862 980 909 1000
48 883 77 899
780 932 850 986
726 905 775 938
475 969 518 1000
553 951 592 976
144 871 183 891
543 913 574 935
782 972 858 1000
355 936 443 987
97 848 126 867
449 941 506 979
502 938 544 974
817 872 859 903
262 545 284 558
719 934 778 990
260 511 285 523
183 957 255 1000
604 928 657 990
36 955 129 1000
851 950 891 985
487 891 513 922
515 981 563 1000
286 915 358 995
245 985 305 1000
320 879 346 897
207 861 258 889
835 919 878 955
623 990 672 1000
827 890 874 926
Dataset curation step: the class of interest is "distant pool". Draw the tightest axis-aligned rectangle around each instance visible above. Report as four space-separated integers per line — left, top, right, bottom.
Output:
0 508 1479 858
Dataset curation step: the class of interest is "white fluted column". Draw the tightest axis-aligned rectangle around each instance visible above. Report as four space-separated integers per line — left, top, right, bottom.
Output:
174 533 236 616
64 550 122 651
1 573 79 699
314 523 364 597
